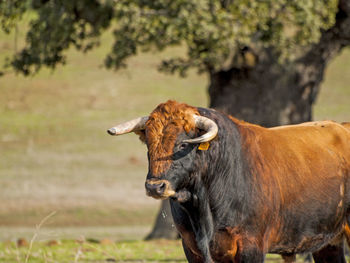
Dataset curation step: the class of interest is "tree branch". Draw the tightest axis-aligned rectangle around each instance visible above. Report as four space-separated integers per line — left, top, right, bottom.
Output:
303 0 350 65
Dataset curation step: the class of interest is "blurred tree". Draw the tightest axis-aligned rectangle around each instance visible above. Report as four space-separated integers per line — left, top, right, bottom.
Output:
1 0 350 239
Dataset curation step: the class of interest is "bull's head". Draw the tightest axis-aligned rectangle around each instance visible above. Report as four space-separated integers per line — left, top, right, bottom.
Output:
107 101 218 201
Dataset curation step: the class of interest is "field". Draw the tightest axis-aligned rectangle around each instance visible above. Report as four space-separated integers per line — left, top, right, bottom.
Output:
0 14 350 262
1 238 311 263
0 239 187 263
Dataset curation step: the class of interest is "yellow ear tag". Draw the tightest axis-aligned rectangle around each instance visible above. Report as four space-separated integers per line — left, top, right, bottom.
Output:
198 142 210 151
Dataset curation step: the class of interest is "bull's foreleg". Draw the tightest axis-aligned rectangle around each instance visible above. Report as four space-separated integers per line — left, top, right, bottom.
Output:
281 253 297 263
189 194 214 263
237 247 265 263
312 242 346 263
181 239 203 263
180 188 215 263
233 236 265 263
170 200 204 263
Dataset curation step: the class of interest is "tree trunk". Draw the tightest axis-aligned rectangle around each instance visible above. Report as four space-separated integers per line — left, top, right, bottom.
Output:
209 50 320 127
145 0 350 240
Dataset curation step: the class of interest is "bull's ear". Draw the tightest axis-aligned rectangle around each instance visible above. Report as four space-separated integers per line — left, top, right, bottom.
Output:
135 130 146 144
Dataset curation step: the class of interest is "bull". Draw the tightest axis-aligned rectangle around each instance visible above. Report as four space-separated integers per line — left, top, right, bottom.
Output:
108 100 350 262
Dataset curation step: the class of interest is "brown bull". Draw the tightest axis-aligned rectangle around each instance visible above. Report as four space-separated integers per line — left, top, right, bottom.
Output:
108 100 350 262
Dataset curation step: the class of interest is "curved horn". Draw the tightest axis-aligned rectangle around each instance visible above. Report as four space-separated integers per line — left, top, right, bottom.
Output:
183 115 218 143
107 116 149 136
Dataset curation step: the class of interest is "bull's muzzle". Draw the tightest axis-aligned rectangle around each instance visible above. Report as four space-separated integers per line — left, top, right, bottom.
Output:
145 179 175 199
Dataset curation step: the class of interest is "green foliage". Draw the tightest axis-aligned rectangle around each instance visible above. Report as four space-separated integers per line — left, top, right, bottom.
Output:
0 0 27 33
7 0 114 75
0 0 339 75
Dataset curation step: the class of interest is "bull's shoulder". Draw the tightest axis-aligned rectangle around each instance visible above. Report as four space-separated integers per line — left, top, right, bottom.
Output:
228 117 350 149
237 120 350 153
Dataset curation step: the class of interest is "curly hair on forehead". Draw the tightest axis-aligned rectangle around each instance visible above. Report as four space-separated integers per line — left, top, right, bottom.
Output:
143 100 199 176
148 100 199 130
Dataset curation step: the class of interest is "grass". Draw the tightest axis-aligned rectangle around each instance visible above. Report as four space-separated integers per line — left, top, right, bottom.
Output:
0 239 310 263
0 239 187 263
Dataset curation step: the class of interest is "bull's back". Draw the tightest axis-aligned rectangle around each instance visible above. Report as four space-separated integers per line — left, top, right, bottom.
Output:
268 120 350 162
240 120 350 192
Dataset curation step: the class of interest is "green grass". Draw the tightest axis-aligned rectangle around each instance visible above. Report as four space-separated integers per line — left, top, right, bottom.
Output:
0 239 307 263
0 239 187 263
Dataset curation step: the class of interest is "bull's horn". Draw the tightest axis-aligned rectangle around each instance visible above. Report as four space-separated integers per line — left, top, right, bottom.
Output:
183 115 218 143
107 116 149 136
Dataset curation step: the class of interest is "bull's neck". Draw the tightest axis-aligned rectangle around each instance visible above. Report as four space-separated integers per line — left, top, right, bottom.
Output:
197 108 255 227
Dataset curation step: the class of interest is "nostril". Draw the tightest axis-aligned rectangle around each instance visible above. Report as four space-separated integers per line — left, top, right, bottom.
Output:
145 180 169 197
156 182 166 194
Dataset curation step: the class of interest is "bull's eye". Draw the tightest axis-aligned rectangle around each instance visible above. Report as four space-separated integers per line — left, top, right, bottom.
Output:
179 142 189 151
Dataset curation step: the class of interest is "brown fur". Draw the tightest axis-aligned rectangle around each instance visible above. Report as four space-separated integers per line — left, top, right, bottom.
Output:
234 119 350 252
144 100 199 176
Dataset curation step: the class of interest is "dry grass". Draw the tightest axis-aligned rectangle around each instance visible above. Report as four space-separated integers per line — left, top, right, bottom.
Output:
24 211 56 263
